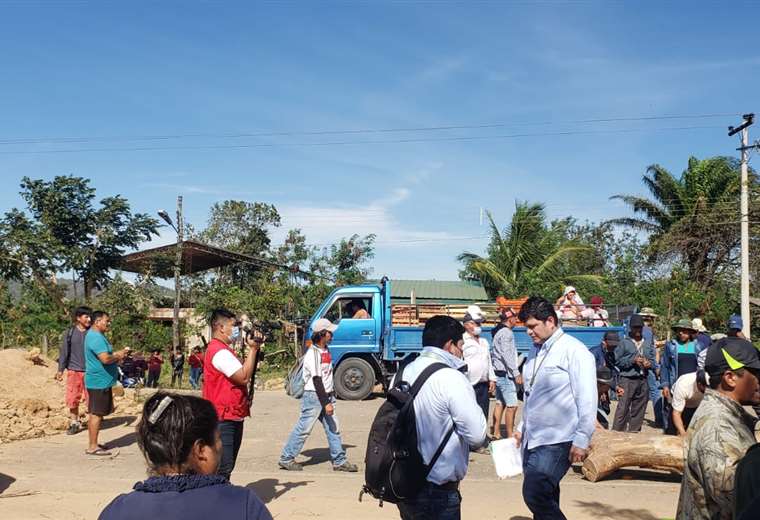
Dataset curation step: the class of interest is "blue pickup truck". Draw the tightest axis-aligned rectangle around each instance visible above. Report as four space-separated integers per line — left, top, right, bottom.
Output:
305 278 626 400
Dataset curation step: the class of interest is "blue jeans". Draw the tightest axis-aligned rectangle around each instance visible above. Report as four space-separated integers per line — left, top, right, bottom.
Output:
218 420 244 481
279 391 347 466
189 367 202 389
397 483 461 520
495 376 519 407
522 441 572 520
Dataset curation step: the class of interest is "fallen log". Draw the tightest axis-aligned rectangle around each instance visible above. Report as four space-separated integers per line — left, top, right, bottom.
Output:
582 429 684 482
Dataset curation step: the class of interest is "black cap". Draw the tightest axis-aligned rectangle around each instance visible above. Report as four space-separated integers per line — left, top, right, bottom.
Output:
704 337 760 377
629 314 644 328
603 331 620 346
597 365 613 385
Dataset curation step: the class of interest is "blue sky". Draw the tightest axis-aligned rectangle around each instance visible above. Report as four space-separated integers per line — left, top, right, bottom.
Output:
1 1 758 281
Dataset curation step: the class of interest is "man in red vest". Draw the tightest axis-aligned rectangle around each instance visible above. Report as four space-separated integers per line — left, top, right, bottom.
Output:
203 308 263 481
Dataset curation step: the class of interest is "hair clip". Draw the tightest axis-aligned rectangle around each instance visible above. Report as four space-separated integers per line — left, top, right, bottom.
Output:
148 396 174 424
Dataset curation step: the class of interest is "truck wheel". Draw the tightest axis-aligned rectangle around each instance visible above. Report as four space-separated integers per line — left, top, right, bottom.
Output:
334 357 375 400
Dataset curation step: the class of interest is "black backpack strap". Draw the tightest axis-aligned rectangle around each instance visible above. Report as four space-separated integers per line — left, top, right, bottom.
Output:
403 361 458 477
425 424 455 478
408 362 449 398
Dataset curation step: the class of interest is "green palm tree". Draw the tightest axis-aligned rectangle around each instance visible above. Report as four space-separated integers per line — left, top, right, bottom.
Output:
609 156 752 289
458 202 601 298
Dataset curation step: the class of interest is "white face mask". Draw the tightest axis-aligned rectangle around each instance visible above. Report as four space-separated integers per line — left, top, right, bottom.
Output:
472 326 482 336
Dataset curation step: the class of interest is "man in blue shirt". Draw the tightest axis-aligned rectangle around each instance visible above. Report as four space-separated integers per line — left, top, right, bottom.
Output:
84 310 128 456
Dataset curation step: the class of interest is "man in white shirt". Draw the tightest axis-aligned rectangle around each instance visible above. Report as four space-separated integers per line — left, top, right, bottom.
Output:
462 305 496 424
671 370 707 436
396 315 488 520
514 297 596 520
279 318 357 472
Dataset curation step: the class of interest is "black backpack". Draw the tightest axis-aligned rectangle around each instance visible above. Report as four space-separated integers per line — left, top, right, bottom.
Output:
360 361 455 506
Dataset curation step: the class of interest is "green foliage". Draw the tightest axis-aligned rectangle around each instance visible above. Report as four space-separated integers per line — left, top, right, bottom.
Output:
95 276 171 351
610 156 757 289
0 281 68 348
458 203 601 298
0 176 160 301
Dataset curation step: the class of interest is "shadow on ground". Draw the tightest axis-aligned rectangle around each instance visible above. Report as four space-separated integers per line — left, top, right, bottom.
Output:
246 478 312 504
0 473 16 494
575 500 663 520
105 431 137 449
508 516 531 520
101 415 137 430
301 444 357 466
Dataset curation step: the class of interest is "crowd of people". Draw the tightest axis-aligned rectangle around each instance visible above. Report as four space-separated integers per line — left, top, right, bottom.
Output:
52 292 760 520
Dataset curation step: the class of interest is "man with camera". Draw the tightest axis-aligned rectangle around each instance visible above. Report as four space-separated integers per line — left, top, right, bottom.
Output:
203 308 264 481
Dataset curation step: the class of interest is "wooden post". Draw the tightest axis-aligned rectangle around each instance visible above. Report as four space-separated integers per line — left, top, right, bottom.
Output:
42 334 49 357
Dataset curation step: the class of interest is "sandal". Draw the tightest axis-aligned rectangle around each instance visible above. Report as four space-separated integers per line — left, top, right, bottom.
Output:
85 448 113 456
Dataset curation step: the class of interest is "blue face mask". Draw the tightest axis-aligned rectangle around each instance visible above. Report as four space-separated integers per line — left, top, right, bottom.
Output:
231 327 241 340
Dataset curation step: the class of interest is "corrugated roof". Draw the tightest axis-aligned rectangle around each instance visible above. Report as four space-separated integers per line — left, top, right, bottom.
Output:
390 280 488 302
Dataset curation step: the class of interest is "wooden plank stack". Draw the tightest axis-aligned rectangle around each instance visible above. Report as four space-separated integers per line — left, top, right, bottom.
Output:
391 298 529 327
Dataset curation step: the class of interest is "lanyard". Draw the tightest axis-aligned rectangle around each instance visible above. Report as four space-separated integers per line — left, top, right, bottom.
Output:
529 330 564 389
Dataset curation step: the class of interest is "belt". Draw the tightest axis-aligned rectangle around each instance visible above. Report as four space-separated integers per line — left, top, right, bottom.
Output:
431 481 460 491
494 370 507 377
621 374 645 380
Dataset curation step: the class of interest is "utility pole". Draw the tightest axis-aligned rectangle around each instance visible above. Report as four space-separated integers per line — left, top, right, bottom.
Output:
729 114 754 339
173 195 184 356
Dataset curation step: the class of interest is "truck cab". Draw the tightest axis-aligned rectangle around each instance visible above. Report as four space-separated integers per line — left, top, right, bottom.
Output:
305 279 627 401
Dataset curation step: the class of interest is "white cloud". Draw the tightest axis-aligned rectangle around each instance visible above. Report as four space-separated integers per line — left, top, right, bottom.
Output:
272 164 459 248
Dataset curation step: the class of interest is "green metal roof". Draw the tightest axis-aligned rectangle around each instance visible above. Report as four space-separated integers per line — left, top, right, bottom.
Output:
389 280 488 302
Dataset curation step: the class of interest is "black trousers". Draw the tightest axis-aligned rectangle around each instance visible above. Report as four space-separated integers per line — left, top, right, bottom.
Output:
218 420 244 481
612 376 648 432
473 382 490 421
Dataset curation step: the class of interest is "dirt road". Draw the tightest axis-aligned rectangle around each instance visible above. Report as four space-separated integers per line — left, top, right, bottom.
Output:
0 390 679 519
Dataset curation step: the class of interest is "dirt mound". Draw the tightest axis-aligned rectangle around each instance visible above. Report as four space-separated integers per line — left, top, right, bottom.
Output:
0 349 143 443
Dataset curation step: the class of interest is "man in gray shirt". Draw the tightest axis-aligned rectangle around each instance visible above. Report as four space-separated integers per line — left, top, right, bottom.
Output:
491 307 522 439
612 314 656 432
55 306 92 435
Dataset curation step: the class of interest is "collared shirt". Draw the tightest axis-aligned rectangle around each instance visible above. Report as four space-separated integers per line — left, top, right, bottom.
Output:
517 328 597 450
676 390 758 520
491 326 519 378
614 336 656 378
462 332 496 385
398 347 487 485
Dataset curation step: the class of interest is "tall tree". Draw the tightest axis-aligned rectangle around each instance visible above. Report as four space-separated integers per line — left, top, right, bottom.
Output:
458 203 601 298
197 200 281 286
609 156 757 289
0 176 159 301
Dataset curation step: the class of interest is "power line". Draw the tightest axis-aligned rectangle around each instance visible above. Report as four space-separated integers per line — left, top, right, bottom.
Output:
0 125 726 155
0 113 738 146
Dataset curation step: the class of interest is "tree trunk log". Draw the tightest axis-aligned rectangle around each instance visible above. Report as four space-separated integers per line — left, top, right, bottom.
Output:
582 429 684 482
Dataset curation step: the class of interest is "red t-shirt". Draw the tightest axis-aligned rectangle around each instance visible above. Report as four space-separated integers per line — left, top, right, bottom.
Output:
148 354 163 372
188 353 204 369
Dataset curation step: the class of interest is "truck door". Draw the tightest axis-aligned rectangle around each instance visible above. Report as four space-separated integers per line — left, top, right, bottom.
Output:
320 293 379 352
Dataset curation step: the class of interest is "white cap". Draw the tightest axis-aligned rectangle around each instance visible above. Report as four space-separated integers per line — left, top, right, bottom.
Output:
463 305 485 323
692 318 707 333
312 318 338 333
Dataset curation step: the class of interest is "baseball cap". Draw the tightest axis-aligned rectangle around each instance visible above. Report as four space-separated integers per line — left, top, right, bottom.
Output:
597 366 613 385
312 318 338 334
729 314 744 331
463 305 485 324
704 337 760 377
629 314 645 328
603 331 620 346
